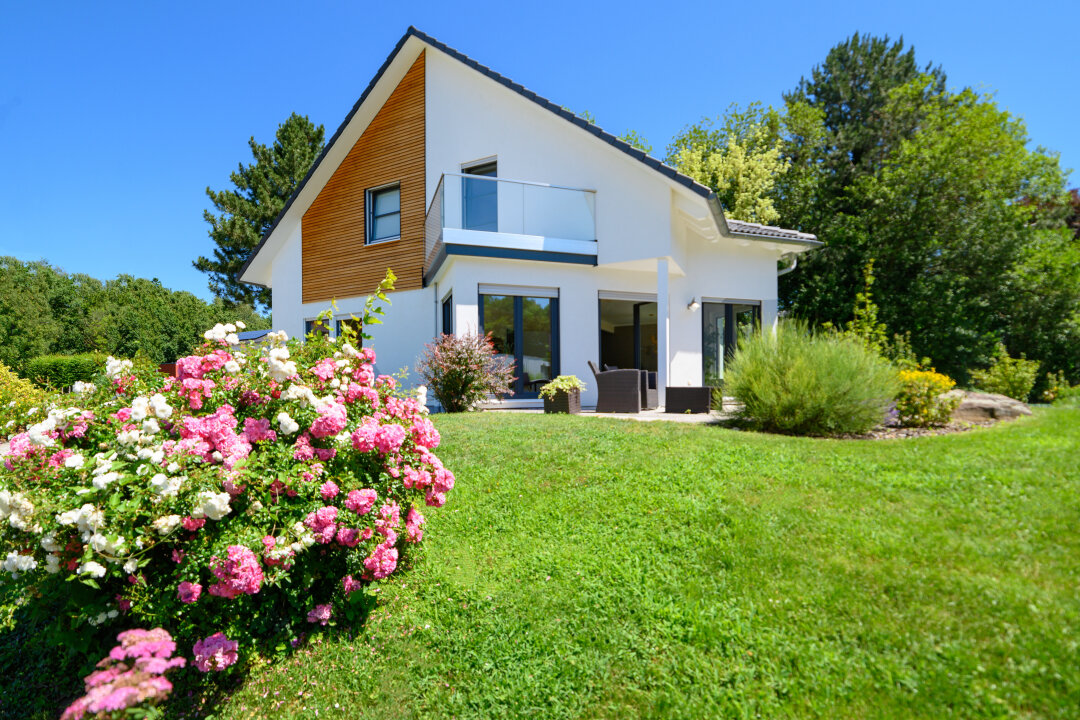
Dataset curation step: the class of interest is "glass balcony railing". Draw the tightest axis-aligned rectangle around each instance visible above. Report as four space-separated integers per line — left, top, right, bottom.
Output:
425 173 597 271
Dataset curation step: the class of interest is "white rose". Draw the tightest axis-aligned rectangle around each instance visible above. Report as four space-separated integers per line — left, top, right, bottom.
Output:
277 412 300 435
78 561 107 578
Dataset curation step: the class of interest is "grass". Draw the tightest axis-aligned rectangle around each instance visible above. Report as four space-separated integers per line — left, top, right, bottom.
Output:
3 407 1078 718
209 407 1080 719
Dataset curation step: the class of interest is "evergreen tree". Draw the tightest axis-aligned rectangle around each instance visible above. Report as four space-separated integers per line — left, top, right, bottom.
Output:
195 113 325 309
778 34 946 322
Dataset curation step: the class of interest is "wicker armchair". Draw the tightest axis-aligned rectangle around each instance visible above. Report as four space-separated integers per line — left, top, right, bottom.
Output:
640 371 658 410
588 361 642 413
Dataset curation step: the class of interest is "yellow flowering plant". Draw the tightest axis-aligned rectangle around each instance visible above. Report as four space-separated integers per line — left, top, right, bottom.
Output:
895 369 960 427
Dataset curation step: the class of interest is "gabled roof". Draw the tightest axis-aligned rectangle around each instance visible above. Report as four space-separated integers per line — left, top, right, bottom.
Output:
239 27 818 282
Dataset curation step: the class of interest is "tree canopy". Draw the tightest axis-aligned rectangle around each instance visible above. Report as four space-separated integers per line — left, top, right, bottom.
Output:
195 113 325 310
0 257 270 372
661 33 1078 386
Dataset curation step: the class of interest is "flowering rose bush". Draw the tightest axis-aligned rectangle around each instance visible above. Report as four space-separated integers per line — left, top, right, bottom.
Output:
0 279 454 676
61 627 186 720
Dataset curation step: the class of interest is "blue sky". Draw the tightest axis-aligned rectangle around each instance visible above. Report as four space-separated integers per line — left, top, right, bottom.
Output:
1 0 1075 303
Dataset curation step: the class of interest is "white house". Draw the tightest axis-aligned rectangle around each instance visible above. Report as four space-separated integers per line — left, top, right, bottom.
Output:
238 27 820 409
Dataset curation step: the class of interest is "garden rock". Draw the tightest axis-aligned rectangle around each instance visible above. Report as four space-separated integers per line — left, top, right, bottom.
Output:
945 390 1032 422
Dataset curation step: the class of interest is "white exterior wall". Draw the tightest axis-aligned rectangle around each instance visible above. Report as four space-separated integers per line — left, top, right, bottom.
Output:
270 220 304 339
425 49 675 266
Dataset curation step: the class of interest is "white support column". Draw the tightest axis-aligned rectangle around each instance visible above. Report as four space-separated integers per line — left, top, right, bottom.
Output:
657 257 670 408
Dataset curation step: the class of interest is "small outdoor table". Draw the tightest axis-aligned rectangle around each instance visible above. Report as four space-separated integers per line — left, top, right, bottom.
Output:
665 386 715 414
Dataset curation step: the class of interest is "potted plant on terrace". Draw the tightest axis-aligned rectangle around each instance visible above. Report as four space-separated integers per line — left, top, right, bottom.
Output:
539 375 586 414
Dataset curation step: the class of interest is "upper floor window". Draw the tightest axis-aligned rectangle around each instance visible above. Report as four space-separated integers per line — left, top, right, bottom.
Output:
462 161 497 232
367 183 401 244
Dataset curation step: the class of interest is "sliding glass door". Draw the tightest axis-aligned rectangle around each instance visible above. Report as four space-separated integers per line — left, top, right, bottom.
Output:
480 293 559 398
598 299 658 372
702 302 760 386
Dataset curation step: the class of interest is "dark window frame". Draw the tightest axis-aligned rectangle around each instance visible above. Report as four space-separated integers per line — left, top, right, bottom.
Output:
701 300 761 384
441 294 453 335
478 292 559 399
366 182 401 244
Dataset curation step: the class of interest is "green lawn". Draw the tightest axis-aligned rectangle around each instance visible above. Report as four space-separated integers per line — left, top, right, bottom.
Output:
205 406 1080 719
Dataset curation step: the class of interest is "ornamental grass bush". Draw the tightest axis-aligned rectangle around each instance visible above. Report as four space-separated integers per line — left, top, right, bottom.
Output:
416 332 515 412
895 369 961 427
725 322 898 436
0 277 455 687
971 344 1039 401
0 360 51 439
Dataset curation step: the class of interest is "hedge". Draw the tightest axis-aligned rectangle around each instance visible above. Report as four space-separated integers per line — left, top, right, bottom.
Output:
25 353 106 390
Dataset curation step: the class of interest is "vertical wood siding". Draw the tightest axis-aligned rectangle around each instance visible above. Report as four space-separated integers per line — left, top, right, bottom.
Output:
302 51 425 302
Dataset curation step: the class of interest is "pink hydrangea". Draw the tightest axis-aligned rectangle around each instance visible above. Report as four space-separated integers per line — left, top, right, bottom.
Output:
375 502 401 537
192 632 239 673
207 545 263 599
242 417 277 444
352 363 375 386
310 401 348 439
61 628 185 720
179 405 251 469
426 467 456 508
363 541 398 580
177 581 202 604
335 527 361 547
350 416 379 452
375 424 408 455
403 466 432 489
307 603 333 626
293 432 315 461
344 488 377 516
303 506 339 544
405 507 425 543
311 357 337 381
319 480 340 500
182 516 205 531
411 417 440 449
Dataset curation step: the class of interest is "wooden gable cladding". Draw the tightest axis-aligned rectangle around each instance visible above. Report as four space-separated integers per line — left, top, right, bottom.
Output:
302 51 426 303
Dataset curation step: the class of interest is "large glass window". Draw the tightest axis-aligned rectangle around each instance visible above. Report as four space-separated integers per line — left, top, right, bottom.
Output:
480 293 558 398
463 161 498 232
367 183 401 243
599 299 657 372
703 302 760 385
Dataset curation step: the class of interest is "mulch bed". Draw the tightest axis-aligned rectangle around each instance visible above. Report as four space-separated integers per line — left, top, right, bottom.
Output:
840 418 1001 440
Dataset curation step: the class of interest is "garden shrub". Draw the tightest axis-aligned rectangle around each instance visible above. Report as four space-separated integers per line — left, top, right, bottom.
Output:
725 322 898 436
0 278 455 678
1039 370 1080 404
26 353 106 391
538 375 586 399
971 344 1039 401
416 332 515 412
895 369 960 427
0 361 51 438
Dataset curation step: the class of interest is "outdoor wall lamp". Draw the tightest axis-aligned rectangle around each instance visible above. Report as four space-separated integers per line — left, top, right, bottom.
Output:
687 298 700 311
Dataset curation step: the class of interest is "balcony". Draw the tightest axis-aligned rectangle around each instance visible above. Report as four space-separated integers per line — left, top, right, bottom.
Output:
424 173 598 282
